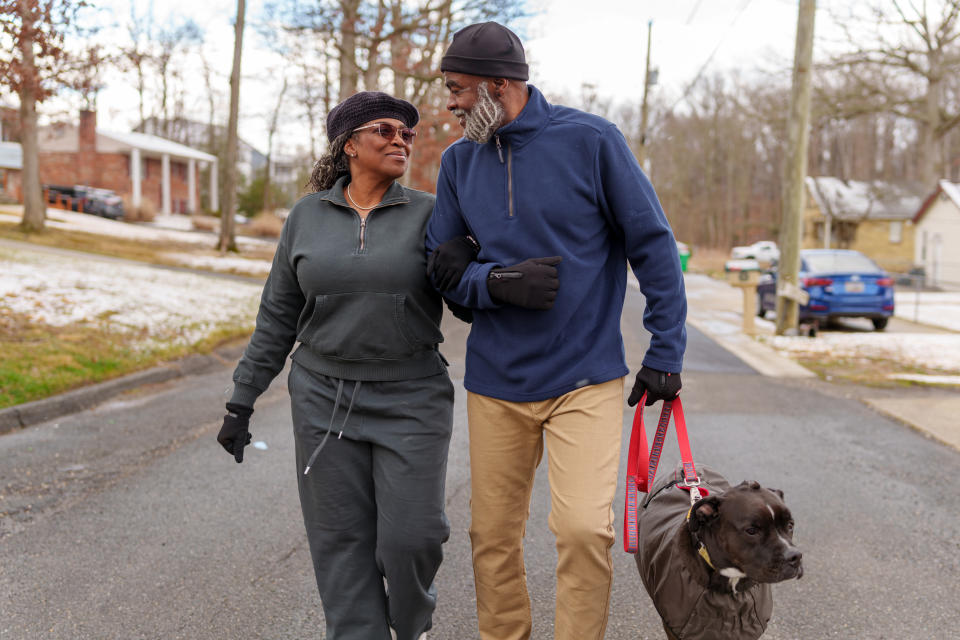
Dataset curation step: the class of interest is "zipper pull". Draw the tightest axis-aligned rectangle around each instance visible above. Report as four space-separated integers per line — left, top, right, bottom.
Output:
495 135 504 163
488 270 523 280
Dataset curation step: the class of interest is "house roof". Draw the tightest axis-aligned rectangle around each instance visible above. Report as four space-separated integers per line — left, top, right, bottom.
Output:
0 142 22 169
805 176 924 221
913 180 960 223
98 129 217 163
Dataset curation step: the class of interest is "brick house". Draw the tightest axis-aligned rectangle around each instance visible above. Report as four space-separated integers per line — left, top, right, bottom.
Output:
912 181 960 289
0 142 22 203
803 177 923 273
37 110 218 214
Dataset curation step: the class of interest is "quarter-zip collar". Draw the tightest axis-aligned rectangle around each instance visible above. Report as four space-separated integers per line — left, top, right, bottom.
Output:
491 84 551 150
320 175 411 211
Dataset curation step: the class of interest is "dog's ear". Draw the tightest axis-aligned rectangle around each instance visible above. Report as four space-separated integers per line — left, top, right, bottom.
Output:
766 487 785 500
688 496 721 533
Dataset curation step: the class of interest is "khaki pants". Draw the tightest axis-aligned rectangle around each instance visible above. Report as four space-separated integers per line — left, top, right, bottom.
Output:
467 378 625 640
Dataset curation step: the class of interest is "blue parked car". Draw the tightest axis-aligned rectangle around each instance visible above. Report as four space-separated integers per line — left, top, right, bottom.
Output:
757 249 895 331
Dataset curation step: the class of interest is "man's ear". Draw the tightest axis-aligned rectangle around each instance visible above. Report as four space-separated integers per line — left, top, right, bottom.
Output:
492 77 508 96
688 496 721 533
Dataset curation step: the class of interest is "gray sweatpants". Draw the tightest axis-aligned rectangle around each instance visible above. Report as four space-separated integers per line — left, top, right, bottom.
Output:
288 361 454 640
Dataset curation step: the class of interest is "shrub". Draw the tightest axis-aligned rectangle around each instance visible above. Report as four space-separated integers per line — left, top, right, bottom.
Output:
121 196 157 222
246 212 284 238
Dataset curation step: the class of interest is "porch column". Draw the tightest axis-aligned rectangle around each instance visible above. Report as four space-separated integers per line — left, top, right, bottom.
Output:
130 148 142 208
187 158 197 213
161 153 171 214
209 158 219 212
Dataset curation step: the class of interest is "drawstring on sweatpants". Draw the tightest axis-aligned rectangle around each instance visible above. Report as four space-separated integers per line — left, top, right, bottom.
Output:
303 378 362 475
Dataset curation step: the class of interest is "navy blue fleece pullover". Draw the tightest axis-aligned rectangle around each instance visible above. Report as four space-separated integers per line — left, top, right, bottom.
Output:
426 85 686 402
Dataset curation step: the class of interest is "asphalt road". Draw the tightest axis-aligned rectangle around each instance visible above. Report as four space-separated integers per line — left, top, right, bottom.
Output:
2 285 959 639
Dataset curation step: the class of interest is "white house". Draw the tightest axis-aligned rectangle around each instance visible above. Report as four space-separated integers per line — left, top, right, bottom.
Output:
913 180 960 289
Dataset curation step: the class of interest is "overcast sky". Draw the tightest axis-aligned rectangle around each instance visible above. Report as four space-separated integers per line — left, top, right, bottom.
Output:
47 0 839 156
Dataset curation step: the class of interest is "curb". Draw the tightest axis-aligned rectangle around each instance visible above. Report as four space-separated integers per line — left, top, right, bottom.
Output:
685 317 817 378
0 343 246 435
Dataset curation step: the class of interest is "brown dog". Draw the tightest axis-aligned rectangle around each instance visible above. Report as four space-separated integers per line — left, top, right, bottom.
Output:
634 464 803 640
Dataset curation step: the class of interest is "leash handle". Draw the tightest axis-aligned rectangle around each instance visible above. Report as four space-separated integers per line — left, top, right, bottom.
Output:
623 394 697 553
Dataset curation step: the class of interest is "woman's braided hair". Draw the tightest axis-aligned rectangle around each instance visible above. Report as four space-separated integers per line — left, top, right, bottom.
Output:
307 131 353 193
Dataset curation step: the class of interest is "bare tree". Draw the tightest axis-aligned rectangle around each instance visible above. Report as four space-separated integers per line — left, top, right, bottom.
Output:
120 0 153 127
820 0 960 185
152 17 201 137
219 0 245 252
263 75 287 214
0 0 87 232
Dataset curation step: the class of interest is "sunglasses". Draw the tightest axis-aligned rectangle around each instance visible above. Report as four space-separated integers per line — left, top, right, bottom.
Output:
353 122 417 144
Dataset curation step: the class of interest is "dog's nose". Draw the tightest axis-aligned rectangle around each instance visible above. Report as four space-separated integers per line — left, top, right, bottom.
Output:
785 548 802 567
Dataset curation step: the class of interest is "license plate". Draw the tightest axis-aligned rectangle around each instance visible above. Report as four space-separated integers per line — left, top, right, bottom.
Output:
844 281 864 293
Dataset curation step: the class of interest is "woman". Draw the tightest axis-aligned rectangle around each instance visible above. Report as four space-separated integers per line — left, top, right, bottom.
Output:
217 92 452 640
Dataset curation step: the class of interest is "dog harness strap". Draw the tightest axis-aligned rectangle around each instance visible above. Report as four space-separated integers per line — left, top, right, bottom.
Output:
623 396 699 554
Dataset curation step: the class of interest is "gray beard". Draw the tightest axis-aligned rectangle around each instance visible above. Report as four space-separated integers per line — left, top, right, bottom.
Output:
454 83 505 144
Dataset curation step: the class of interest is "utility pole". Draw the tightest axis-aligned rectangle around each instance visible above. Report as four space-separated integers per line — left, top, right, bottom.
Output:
638 19 653 171
775 0 816 335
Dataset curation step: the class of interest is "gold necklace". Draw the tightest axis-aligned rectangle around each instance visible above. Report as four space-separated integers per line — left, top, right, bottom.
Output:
346 183 380 211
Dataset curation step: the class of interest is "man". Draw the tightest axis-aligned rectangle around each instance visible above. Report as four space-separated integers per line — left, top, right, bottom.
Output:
426 21 687 640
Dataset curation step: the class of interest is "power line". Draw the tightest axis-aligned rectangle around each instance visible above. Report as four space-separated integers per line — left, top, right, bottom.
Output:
666 0 754 114
685 0 705 25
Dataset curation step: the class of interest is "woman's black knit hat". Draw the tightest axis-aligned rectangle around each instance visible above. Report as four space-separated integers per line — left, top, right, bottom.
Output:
325 91 420 142
440 22 528 81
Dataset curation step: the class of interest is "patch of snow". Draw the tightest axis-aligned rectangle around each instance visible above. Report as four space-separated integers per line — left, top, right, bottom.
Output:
0 208 275 250
163 252 273 277
894 292 960 332
763 333 960 374
888 374 960 386
0 244 262 351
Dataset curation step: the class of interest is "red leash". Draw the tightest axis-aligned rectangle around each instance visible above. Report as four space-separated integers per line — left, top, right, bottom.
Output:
623 393 699 553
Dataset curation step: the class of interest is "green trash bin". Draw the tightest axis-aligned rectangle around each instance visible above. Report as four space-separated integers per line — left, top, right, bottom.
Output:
677 242 690 272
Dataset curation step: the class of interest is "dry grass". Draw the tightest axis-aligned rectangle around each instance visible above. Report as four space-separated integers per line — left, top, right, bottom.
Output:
191 215 219 233
0 307 251 410
686 247 731 277
246 212 284 238
0 219 277 269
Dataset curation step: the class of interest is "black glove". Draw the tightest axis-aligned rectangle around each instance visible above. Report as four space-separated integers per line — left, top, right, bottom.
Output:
218 402 253 463
486 256 562 310
627 366 682 407
444 298 473 323
428 235 480 291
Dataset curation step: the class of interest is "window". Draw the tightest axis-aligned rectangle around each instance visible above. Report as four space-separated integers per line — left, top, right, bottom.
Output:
889 221 903 244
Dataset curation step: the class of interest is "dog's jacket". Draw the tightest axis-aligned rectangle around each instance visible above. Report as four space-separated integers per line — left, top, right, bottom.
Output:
636 464 773 640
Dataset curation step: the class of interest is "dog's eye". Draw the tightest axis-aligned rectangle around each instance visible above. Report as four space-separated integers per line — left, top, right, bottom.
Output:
745 526 759 536
786 521 794 533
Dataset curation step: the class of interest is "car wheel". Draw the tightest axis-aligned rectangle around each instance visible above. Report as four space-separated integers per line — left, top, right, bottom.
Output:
872 317 888 331
756 293 765 318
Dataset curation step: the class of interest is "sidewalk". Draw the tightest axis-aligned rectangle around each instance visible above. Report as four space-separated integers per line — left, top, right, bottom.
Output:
682 273 960 452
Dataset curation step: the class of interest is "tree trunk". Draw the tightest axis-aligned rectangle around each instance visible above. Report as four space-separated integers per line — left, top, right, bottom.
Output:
339 0 360 100
18 5 44 233
219 0 245 252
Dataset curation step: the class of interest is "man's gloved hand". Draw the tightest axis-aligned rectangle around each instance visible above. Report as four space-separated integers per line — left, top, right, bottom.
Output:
428 235 480 291
444 298 473 323
627 366 682 407
486 256 562 310
218 402 253 463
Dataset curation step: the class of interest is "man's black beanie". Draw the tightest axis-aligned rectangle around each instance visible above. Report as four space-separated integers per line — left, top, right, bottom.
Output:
326 91 419 142
440 22 529 81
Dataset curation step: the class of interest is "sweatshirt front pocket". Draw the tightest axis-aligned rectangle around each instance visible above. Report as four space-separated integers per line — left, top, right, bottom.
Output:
297 292 421 361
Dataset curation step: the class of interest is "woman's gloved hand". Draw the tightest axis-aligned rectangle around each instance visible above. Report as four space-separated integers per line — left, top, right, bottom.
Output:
428 235 480 291
217 403 253 463
627 366 682 407
486 256 562 310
